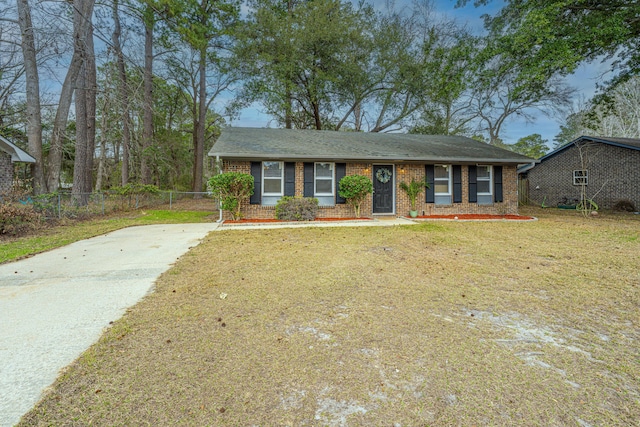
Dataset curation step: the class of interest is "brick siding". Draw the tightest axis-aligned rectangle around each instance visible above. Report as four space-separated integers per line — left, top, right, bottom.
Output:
221 161 519 220
0 152 13 195
396 164 519 216
526 142 640 209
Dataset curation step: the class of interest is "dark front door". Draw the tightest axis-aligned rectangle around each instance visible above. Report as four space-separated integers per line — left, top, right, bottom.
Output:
373 165 394 214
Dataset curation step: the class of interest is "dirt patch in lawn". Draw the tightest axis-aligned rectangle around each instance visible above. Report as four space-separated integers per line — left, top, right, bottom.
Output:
18 211 640 426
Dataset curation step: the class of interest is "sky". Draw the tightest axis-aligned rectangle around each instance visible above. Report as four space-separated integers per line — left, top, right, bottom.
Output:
230 0 611 149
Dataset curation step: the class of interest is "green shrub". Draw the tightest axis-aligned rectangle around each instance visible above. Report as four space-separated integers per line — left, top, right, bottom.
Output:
338 174 373 218
399 179 428 211
108 184 160 210
275 196 319 221
207 172 254 220
32 192 59 217
110 183 160 196
0 203 44 236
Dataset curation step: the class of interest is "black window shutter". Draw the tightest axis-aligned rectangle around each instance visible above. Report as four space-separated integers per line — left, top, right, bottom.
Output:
494 165 503 202
468 165 477 203
425 164 435 203
250 162 261 204
335 163 346 204
284 162 295 196
453 165 462 203
303 163 314 197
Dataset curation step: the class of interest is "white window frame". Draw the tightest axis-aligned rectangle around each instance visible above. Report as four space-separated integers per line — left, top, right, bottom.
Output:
476 165 493 195
314 162 335 196
262 161 284 196
434 164 452 196
573 170 588 186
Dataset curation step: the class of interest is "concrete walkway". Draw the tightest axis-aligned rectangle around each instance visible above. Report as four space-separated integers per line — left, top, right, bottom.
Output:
0 217 416 426
0 223 219 427
217 216 416 230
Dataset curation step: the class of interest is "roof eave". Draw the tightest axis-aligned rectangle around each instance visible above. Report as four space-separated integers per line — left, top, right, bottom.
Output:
0 136 36 163
11 152 36 163
536 135 640 164
210 152 531 164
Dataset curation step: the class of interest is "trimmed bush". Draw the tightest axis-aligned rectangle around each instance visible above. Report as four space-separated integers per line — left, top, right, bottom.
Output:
207 172 254 220
338 174 373 218
275 196 319 221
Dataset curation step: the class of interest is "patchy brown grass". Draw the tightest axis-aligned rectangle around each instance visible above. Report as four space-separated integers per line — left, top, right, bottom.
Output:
18 207 640 426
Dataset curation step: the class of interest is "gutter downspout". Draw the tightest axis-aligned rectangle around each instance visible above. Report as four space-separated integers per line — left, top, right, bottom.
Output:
216 155 223 223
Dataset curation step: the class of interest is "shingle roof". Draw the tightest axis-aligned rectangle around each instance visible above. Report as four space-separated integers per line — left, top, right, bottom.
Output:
209 127 534 164
530 135 640 167
0 135 35 163
576 136 640 150
517 135 640 174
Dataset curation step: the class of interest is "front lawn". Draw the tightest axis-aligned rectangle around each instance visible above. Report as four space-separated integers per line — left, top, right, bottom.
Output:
18 208 640 426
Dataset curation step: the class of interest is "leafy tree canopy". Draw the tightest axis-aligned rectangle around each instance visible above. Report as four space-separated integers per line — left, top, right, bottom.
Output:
457 0 640 91
510 133 549 158
491 133 548 158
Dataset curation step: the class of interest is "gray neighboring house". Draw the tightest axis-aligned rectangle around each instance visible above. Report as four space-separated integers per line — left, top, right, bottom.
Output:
519 136 640 209
209 127 534 219
0 135 36 195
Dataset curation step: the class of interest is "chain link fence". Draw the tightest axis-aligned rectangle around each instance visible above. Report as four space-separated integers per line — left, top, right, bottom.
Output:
29 191 219 219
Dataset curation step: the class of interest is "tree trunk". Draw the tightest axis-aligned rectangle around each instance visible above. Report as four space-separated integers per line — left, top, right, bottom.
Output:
95 97 108 191
285 0 293 129
192 47 206 195
354 102 362 132
47 0 94 192
313 101 321 130
71 0 95 206
141 5 154 185
84 26 96 193
16 0 45 194
112 0 131 186
73 62 89 205
285 90 293 129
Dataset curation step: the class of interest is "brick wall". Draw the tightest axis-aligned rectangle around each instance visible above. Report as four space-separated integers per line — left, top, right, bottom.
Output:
395 164 519 216
221 160 519 219
527 142 640 209
0 152 13 195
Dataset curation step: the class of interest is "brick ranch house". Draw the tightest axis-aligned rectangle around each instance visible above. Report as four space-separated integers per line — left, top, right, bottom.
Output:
0 135 36 195
208 127 534 219
519 136 640 210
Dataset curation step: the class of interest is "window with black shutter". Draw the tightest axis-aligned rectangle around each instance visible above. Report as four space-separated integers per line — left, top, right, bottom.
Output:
335 163 346 204
250 162 261 204
425 164 435 203
284 162 295 196
303 163 314 197
494 166 503 203
468 165 477 203
453 165 462 203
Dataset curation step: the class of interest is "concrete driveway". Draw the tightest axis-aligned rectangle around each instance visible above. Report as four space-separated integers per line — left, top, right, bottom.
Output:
0 217 416 426
0 223 218 427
